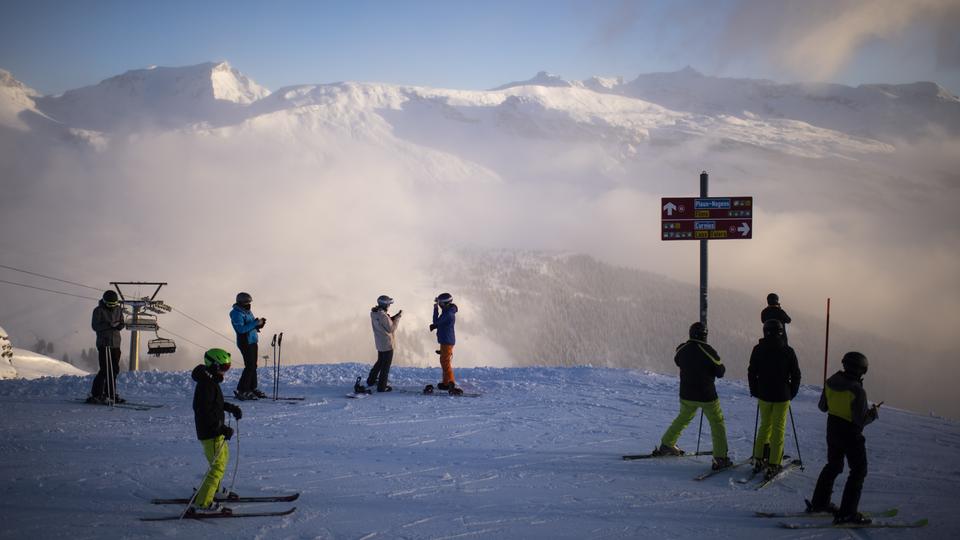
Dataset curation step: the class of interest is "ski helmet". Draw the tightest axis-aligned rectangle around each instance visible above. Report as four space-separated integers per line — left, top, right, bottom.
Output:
762 319 784 338
377 295 394 308
767 293 779 306
236 292 252 305
204 348 232 370
102 290 120 307
689 322 707 341
436 292 453 305
841 351 868 376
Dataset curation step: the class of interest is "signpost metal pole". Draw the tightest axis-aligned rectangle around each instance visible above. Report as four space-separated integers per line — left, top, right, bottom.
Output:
699 171 708 332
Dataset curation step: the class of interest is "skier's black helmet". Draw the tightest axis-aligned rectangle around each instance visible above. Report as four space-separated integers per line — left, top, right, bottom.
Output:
236 292 252 305
377 295 394 308
102 290 120 307
763 319 784 338
436 292 453 305
767 293 779 306
841 351 869 376
689 322 707 341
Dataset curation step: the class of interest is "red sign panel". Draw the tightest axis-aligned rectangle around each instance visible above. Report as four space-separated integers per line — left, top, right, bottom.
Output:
661 197 753 241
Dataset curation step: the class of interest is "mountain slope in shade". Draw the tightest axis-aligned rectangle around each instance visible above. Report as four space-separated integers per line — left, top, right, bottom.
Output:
34 61 269 132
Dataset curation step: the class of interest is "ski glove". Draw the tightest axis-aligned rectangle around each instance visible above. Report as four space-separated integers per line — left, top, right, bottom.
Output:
429 324 437 331
221 425 234 441
224 403 242 420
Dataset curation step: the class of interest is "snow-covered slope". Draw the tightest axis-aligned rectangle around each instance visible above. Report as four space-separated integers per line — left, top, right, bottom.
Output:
584 66 960 141
0 364 955 538
0 325 87 379
0 68 58 131
34 62 269 132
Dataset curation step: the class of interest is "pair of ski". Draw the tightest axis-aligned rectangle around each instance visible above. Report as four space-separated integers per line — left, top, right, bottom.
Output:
72 398 163 411
141 492 299 521
757 508 928 529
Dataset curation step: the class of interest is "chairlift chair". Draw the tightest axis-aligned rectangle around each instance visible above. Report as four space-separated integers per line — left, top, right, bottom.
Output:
147 336 177 356
125 312 159 332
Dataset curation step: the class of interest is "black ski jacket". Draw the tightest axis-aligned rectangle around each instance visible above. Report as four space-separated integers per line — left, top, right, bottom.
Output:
91 300 124 348
760 305 792 326
675 339 725 402
748 337 801 402
819 370 878 432
192 365 241 440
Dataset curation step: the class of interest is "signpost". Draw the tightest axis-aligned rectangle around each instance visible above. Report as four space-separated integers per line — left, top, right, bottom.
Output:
662 172 753 334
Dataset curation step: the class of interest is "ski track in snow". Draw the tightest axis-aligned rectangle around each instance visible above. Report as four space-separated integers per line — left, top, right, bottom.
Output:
0 363 958 539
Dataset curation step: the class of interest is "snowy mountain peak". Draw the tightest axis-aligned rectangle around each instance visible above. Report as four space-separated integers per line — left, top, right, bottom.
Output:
492 71 574 91
34 61 269 132
0 69 36 94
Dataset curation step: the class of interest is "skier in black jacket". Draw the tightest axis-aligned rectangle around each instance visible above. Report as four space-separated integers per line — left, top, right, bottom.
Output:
653 322 731 470
761 293 792 339
87 290 125 404
807 351 880 525
191 348 243 515
748 319 802 478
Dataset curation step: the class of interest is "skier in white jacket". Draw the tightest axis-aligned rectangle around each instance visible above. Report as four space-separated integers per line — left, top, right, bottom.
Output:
367 295 402 392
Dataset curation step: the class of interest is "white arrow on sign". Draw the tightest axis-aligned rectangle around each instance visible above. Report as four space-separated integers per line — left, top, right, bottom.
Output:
737 222 751 236
663 202 677 216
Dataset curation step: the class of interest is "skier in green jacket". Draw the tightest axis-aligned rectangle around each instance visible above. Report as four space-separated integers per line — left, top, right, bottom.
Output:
653 322 731 470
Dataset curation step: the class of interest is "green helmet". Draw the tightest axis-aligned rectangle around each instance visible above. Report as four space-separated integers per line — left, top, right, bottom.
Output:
204 348 232 369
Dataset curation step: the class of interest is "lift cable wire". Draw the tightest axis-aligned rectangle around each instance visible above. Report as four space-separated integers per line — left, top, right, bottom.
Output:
1 263 234 346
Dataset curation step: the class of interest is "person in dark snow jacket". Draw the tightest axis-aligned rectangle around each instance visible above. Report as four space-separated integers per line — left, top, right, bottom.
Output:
429 292 459 392
191 348 242 515
87 290 125 403
807 351 880 525
230 292 266 400
748 319 802 478
367 295 402 392
761 293 792 339
654 322 731 470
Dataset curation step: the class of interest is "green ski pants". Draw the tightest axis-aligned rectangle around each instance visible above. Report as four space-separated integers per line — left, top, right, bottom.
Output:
753 399 790 465
660 398 728 458
196 435 229 507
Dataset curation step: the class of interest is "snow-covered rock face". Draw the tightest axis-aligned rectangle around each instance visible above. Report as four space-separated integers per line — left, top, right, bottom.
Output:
0 69 43 130
33 61 270 132
0 325 18 379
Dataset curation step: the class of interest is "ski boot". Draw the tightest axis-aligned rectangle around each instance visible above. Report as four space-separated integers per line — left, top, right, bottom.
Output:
252 389 267 399
751 456 767 474
763 463 783 480
436 382 452 391
112 395 126 404
234 390 258 401
423 384 435 394
377 385 393 392
804 499 838 514
652 444 684 457
834 512 871 525
214 485 240 501
711 456 733 470
353 377 372 395
189 501 232 515
85 395 108 405
448 386 464 396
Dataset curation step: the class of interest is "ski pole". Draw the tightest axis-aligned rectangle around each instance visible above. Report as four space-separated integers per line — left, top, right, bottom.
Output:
752 401 759 462
106 347 115 406
271 333 277 401
228 419 240 493
695 410 704 454
788 404 803 470
276 332 283 400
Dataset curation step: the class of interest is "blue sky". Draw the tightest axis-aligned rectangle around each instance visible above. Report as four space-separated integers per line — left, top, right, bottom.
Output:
1 0 958 95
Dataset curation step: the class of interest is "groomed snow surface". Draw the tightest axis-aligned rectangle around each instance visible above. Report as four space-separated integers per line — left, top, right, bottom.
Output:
0 364 957 539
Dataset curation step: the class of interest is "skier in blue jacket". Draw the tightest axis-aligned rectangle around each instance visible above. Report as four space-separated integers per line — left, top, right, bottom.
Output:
230 292 266 400
429 292 460 394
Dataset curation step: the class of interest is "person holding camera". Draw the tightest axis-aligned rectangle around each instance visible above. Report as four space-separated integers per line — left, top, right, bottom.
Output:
366 295 402 392
230 291 266 400
87 290 125 404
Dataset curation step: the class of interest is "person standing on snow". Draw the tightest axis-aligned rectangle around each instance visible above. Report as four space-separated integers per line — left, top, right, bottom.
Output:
230 292 266 400
367 295 402 392
806 352 880 525
429 292 461 395
653 322 732 470
748 319 802 479
190 348 243 515
761 293 792 339
87 290 125 404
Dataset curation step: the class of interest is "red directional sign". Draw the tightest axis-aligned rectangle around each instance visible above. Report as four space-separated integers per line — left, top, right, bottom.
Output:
661 196 753 240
